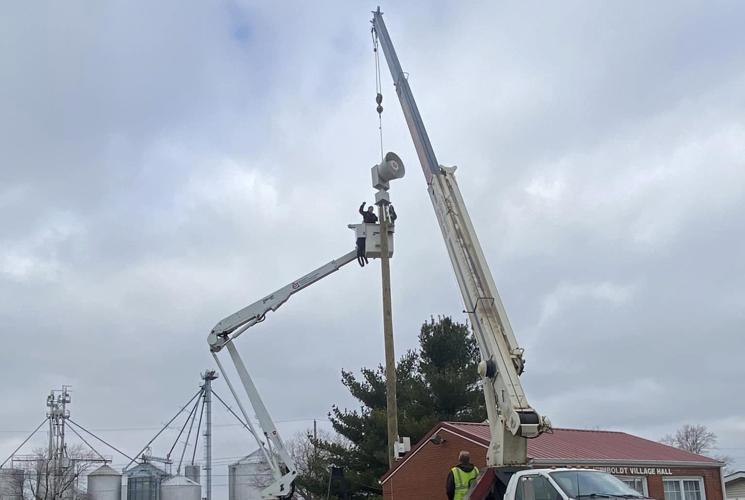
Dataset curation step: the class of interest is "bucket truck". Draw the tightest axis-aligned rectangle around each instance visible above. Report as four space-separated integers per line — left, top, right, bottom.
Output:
483 468 650 500
207 155 404 499
371 8 552 498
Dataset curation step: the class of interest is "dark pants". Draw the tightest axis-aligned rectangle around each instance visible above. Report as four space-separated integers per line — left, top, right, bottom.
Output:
356 237 368 266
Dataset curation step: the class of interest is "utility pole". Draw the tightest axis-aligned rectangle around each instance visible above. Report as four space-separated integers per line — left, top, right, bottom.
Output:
378 203 398 467
370 151 405 467
202 370 217 500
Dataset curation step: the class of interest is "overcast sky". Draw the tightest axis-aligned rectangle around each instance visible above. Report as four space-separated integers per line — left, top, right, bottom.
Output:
1 1 744 497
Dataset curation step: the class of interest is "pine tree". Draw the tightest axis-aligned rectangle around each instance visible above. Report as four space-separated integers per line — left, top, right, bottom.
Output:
314 316 486 498
418 316 485 422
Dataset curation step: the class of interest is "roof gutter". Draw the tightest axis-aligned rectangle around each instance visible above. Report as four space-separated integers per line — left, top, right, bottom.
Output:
531 458 726 468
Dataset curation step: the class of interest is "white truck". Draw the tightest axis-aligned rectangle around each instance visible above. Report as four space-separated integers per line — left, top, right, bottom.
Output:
496 468 650 500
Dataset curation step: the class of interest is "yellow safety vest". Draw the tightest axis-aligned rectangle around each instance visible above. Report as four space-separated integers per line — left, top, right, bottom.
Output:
452 465 479 500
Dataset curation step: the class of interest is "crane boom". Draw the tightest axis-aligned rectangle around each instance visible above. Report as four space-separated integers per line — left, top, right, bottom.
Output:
371 8 550 467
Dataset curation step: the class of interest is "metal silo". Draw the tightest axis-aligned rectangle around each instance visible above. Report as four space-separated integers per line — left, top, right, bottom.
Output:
125 462 169 500
0 468 24 500
160 475 200 500
229 450 273 500
88 464 122 500
184 464 200 484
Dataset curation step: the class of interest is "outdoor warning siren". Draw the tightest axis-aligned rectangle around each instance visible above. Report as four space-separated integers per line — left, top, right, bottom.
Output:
372 151 406 191
379 151 406 182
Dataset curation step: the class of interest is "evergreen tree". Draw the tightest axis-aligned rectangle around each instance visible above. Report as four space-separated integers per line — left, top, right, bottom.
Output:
418 316 485 422
315 316 485 497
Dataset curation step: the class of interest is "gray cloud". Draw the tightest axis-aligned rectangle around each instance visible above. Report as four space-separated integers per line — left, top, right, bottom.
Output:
1 1 744 495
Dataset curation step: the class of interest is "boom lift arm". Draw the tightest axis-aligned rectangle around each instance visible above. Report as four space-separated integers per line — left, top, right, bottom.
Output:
208 250 357 499
371 8 550 467
208 250 358 350
208 223 393 499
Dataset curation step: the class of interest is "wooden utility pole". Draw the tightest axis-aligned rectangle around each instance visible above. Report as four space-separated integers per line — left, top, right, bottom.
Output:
378 204 398 467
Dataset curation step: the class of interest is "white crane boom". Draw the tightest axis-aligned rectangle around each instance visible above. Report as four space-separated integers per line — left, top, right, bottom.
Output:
371 8 550 467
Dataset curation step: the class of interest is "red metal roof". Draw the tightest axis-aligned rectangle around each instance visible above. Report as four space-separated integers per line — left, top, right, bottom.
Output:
381 422 722 484
443 422 721 464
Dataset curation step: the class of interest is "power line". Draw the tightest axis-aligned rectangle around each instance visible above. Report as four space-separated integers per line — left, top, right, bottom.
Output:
0 417 328 434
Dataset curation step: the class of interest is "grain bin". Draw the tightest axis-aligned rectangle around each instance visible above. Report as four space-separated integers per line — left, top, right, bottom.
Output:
229 450 273 500
0 468 24 500
125 462 168 500
160 475 200 500
88 464 122 500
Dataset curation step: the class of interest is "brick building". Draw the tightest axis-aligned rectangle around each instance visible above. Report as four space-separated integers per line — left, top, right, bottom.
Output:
381 422 725 500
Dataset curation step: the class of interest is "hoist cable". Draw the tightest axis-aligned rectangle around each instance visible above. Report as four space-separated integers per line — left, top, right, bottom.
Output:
372 28 384 163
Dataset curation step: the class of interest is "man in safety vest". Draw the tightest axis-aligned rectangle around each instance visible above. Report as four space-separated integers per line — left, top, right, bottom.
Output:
446 450 479 500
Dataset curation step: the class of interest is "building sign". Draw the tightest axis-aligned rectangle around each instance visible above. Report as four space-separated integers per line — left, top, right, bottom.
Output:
592 466 673 476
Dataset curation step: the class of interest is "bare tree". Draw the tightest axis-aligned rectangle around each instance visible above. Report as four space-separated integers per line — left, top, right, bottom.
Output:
20 444 101 499
660 424 735 473
287 428 349 500
661 424 717 455
235 452 275 499
237 429 350 500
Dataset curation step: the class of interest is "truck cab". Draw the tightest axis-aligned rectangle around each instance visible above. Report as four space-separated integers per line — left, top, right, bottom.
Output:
498 468 651 500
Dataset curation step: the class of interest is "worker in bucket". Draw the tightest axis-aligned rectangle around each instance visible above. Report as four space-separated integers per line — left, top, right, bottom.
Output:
446 450 479 500
359 201 379 223
356 201 379 267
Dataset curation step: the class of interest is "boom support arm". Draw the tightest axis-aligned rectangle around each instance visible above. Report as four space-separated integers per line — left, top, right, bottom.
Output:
208 249 358 499
372 8 550 467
